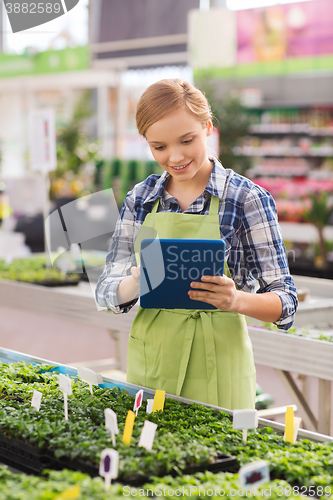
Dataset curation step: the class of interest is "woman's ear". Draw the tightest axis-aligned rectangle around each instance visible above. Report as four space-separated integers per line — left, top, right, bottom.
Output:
206 120 213 137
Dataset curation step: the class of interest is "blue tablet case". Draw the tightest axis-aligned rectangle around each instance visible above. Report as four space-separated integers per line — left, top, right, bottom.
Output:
140 238 226 310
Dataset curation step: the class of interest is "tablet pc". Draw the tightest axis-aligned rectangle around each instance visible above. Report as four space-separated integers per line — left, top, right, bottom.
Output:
140 238 226 310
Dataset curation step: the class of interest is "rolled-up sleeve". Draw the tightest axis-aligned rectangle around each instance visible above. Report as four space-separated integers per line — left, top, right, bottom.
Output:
95 191 139 314
241 185 298 330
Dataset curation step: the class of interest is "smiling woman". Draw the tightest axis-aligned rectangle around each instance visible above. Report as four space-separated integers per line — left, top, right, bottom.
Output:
96 78 298 411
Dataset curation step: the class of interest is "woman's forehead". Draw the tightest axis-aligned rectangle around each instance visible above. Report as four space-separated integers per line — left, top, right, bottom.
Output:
146 109 204 141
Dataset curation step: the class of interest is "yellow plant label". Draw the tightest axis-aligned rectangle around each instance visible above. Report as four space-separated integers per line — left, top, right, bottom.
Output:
284 406 294 443
122 410 135 444
54 485 81 499
152 389 165 413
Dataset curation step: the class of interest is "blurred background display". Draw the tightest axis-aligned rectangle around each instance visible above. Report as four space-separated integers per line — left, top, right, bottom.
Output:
0 0 331 277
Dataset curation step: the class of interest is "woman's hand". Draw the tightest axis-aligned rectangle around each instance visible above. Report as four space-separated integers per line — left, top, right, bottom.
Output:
131 265 140 284
188 275 240 312
188 274 283 322
117 265 141 306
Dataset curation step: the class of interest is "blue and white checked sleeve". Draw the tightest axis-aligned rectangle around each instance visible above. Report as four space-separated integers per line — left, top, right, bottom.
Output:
95 190 140 314
240 184 298 330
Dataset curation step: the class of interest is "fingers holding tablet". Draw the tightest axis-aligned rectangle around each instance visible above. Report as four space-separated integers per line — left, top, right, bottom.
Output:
188 274 239 312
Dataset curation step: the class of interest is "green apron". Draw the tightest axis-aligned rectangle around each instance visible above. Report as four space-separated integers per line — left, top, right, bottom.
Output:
126 195 256 410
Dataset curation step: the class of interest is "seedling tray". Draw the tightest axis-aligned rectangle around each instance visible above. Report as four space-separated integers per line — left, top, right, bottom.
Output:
0 435 53 475
45 450 238 486
0 433 238 484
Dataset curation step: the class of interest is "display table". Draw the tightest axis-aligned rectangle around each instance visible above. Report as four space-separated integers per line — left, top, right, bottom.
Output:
0 278 333 435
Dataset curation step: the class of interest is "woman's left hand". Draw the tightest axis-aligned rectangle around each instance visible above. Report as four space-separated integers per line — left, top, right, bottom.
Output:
188 275 240 312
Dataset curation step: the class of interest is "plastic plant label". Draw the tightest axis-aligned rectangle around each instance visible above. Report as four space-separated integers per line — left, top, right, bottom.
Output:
133 389 144 416
233 409 258 442
58 374 72 421
31 390 42 411
152 389 165 413
284 414 302 444
59 373 72 395
138 420 158 451
77 366 100 395
122 410 135 444
104 408 119 447
146 399 154 414
239 461 270 491
99 449 119 492
233 409 258 430
284 406 295 443
293 417 302 443
54 485 81 500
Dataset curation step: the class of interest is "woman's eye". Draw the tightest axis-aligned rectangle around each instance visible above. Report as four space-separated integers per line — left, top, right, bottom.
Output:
154 146 165 151
182 139 193 145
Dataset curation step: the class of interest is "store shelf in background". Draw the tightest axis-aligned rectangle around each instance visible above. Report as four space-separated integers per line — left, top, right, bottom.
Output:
236 146 333 157
250 124 333 136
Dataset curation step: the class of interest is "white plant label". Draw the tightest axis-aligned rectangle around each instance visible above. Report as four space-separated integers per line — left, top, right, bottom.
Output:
59 373 72 395
99 448 119 492
293 417 302 443
133 389 144 416
58 374 72 421
233 409 258 441
138 420 157 451
104 408 119 447
77 366 100 395
31 390 42 411
146 399 154 414
239 460 270 491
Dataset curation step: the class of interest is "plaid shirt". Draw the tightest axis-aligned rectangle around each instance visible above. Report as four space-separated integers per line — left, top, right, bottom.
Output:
96 157 298 330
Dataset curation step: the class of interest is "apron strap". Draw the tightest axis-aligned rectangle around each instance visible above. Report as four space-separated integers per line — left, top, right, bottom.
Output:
151 198 160 214
176 311 219 406
208 195 235 284
209 195 220 215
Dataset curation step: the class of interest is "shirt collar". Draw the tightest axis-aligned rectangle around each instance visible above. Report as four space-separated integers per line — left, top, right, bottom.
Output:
204 157 227 200
142 156 227 206
143 170 169 206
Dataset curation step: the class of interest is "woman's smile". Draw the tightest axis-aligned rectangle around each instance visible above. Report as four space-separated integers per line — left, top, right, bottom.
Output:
169 160 193 172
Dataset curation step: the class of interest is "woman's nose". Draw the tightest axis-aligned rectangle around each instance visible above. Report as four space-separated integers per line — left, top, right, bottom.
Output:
168 149 185 164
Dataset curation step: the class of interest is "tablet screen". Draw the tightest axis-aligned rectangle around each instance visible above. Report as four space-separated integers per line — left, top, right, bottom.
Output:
140 238 226 310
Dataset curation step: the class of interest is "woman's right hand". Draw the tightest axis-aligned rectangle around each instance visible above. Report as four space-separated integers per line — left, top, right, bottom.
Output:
131 265 140 284
117 265 141 306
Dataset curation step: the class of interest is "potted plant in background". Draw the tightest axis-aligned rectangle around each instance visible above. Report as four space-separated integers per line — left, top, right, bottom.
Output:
50 90 100 208
197 83 253 175
303 191 333 271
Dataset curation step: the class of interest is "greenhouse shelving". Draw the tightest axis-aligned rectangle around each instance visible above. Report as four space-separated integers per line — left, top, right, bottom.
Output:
0 346 331 445
1 277 333 434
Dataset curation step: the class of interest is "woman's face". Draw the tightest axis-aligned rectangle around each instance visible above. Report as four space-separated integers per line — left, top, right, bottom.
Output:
145 108 212 184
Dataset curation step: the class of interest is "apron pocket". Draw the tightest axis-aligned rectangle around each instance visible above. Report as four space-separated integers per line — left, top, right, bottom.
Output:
126 335 146 387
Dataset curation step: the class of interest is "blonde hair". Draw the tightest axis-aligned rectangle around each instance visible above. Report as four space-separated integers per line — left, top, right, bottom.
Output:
136 79 212 137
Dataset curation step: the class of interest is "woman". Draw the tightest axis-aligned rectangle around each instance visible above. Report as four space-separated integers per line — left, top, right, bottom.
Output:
96 79 298 410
